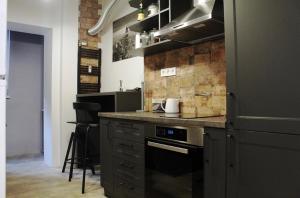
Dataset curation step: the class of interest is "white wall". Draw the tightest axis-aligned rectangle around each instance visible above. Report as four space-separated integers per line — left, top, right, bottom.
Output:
100 0 144 92
0 0 7 195
7 0 79 167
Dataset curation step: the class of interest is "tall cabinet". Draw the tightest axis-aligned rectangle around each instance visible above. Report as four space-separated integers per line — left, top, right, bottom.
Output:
225 0 300 197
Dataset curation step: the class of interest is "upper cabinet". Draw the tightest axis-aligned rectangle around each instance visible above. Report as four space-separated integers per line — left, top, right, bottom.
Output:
128 0 224 55
225 0 300 134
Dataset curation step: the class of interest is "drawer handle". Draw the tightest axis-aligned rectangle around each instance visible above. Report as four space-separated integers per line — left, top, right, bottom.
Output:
119 143 134 148
120 162 134 169
129 186 135 190
119 182 135 190
118 150 139 158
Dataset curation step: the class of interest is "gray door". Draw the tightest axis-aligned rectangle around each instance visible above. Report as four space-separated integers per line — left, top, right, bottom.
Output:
227 130 300 198
204 128 226 198
6 31 44 157
225 0 300 133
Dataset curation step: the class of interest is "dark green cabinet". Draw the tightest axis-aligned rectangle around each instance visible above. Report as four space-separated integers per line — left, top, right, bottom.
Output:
226 130 300 198
100 118 114 196
100 118 145 198
225 0 300 134
204 128 226 198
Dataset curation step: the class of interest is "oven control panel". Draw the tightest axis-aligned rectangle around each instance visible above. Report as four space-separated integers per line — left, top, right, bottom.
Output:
156 126 187 142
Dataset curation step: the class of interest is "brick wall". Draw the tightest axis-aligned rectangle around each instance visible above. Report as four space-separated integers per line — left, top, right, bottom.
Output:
144 39 226 116
78 0 102 88
79 0 102 49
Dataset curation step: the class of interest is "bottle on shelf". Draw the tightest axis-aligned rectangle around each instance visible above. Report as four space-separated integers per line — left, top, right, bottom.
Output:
137 2 145 21
149 28 159 44
141 31 150 47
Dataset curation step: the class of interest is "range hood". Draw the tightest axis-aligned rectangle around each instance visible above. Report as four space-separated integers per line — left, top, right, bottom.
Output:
154 0 224 44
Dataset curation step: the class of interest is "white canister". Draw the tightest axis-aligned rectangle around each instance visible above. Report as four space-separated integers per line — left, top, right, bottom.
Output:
147 3 159 17
135 33 142 49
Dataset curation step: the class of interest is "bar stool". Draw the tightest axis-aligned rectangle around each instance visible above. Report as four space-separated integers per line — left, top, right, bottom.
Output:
62 102 101 194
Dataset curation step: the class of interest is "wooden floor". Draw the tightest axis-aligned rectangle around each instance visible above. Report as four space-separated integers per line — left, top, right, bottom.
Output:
6 156 107 198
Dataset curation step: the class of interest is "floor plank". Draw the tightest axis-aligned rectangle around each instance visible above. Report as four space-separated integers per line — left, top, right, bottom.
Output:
6 157 107 198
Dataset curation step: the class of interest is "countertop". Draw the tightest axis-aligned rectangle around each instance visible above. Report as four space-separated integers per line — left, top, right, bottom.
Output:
98 112 226 128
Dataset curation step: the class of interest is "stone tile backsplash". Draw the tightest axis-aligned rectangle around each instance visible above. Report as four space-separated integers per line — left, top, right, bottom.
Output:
144 39 226 116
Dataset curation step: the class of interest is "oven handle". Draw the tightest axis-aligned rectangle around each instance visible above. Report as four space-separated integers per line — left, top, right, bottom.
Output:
147 141 189 154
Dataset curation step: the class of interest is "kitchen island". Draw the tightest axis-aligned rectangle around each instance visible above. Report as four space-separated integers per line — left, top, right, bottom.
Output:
98 112 227 198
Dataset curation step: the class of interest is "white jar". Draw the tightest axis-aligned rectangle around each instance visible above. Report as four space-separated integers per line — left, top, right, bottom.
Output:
135 33 142 49
147 3 159 17
141 31 149 47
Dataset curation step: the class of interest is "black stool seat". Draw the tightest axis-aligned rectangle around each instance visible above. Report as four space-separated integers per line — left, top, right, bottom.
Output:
62 102 101 194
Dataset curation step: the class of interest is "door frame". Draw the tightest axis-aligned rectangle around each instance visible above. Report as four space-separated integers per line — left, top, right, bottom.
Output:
7 22 60 167
0 0 7 196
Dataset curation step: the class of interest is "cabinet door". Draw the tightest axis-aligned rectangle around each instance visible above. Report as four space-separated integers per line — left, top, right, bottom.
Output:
227 130 300 198
204 128 226 198
100 119 114 196
225 0 300 133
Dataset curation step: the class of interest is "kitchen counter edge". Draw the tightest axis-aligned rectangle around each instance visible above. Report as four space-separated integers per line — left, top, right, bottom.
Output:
98 112 226 128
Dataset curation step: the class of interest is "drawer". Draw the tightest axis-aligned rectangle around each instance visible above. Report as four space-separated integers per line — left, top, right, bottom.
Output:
113 157 144 187
112 120 144 143
113 139 144 164
113 175 144 198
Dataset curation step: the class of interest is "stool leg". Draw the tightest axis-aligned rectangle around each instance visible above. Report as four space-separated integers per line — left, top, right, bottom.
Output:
69 129 77 182
90 165 95 175
62 132 74 173
82 126 90 194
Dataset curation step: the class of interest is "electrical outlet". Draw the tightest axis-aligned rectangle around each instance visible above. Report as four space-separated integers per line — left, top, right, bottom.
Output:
161 67 177 77
161 68 167 77
168 67 176 76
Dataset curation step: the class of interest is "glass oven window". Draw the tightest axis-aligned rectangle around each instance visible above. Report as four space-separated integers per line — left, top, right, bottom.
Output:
146 138 204 198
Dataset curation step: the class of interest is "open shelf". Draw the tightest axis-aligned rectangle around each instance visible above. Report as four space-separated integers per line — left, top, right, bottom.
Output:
133 39 189 56
129 0 153 9
128 12 159 32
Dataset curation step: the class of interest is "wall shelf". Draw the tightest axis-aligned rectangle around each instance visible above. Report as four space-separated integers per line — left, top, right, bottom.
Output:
128 0 194 55
129 0 153 9
128 13 159 32
133 39 189 56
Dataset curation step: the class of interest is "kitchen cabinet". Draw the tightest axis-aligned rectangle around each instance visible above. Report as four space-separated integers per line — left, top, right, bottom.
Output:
128 0 193 55
100 118 146 198
225 0 300 134
226 130 300 198
204 127 226 198
100 119 114 196
225 1 300 196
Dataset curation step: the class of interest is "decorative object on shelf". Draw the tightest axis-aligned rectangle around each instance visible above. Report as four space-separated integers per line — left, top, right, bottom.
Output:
141 31 150 47
137 3 145 21
135 32 142 49
77 46 101 94
149 28 159 44
119 80 123 92
113 11 138 62
147 3 159 17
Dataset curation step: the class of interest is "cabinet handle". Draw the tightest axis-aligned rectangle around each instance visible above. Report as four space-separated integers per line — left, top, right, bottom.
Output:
118 150 139 159
118 122 134 128
204 133 210 164
119 182 135 190
227 134 236 168
129 186 135 190
120 162 134 169
119 143 134 148
226 92 235 97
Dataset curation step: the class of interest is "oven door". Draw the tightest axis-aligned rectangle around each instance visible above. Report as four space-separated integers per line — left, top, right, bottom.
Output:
145 137 204 198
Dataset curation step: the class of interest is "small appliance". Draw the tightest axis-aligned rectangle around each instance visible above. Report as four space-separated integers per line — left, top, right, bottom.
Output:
161 98 180 114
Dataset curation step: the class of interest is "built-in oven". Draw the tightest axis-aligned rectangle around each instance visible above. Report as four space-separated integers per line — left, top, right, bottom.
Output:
145 125 204 198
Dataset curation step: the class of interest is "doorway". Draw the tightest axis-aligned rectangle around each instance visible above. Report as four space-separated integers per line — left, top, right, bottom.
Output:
6 31 44 158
